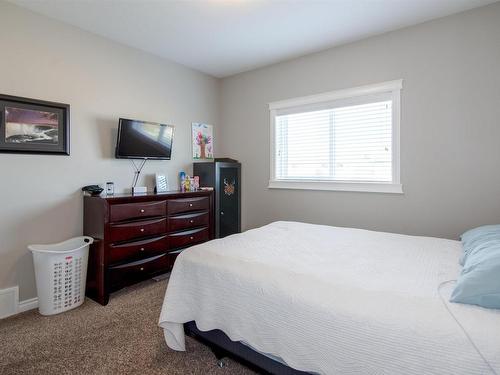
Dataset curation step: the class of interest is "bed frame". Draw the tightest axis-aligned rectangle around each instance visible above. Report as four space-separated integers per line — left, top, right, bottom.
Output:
184 321 310 375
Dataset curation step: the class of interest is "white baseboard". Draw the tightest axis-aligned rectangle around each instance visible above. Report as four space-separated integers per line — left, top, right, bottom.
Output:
18 297 38 313
0 286 38 319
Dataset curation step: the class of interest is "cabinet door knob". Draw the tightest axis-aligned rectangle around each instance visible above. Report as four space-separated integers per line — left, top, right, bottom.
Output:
220 211 224 215
140 228 145 232
190 236 194 240
140 248 145 251
140 267 144 271
189 203 193 207
140 209 145 213
190 219 194 223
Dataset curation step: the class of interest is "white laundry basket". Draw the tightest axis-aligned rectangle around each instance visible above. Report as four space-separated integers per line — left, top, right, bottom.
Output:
29 236 94 316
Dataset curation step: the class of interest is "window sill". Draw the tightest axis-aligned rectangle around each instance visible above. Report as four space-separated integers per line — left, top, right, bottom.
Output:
268 180 403 194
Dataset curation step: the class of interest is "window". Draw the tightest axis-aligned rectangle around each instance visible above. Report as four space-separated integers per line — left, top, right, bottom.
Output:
269 80 402 193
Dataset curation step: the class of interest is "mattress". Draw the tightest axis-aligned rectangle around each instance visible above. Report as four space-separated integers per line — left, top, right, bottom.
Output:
158 221 500 374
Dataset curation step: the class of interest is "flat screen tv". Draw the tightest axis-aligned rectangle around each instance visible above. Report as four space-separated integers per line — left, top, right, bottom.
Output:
115 118 174 159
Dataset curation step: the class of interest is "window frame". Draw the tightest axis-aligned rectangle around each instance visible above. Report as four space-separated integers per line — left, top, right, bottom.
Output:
268 80 403 194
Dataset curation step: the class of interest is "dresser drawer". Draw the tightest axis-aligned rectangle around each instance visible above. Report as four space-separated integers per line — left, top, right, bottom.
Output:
168 249 183 268
110 201 166 222
168 227 209 249
168 197 209 215
109 218 166 242
109 253 170 290
168 211 209 232
109 235 168 264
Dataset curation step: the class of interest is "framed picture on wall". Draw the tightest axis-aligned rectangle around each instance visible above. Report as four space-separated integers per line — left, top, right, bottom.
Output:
192 122 214 160
0 94 70 155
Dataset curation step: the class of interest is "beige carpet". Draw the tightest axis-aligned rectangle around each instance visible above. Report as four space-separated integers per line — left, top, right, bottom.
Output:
0 279 255 375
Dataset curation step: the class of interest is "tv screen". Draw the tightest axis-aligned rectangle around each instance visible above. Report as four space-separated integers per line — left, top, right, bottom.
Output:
115 118 174 159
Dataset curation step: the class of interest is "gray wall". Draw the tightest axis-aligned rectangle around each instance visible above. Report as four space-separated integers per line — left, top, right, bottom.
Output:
219 3 500 239
0 3 219 300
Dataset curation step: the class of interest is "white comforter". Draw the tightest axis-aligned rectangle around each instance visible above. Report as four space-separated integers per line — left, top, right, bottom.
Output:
159 221 500 374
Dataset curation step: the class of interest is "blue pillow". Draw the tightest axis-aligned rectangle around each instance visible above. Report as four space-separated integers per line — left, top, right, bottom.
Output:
459 224 500 265
451 226 500 309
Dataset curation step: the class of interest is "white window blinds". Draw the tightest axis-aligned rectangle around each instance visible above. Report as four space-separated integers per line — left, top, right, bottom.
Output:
275 100 392 182
269 80 402 193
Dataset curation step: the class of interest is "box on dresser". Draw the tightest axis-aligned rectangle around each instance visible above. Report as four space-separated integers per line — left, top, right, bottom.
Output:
83 190 214 305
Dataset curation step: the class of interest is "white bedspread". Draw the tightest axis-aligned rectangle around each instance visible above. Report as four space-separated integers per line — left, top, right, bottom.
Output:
159 221 500 374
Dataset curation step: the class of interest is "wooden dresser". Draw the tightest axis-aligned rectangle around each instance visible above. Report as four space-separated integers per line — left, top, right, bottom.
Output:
83 190 214 305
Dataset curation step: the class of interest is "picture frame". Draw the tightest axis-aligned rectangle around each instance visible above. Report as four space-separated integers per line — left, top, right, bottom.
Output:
192 122 214 160
0 94 70 155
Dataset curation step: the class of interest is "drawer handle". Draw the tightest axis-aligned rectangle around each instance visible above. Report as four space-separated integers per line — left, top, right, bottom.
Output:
190 219 194 223
140 209 145 213
140 228 145 232
140 247 145 251
190 236 194 240
189 203 193 207
140 267 144 271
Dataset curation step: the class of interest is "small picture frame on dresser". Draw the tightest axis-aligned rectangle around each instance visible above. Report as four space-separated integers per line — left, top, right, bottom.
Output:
155 173 169 193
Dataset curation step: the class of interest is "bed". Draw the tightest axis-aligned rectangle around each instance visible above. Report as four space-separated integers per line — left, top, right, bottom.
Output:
158 221 500 374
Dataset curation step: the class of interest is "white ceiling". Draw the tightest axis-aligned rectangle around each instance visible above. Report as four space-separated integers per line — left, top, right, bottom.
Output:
10 0 497 78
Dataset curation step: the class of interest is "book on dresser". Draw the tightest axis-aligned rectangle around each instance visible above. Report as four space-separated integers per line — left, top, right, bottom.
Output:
83 190 214 305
